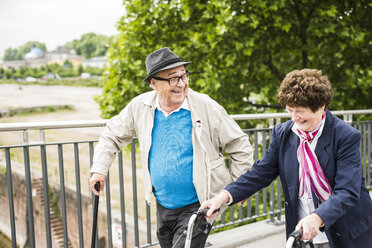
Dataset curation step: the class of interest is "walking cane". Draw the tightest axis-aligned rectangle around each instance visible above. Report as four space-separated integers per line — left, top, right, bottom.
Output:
91 182 100 248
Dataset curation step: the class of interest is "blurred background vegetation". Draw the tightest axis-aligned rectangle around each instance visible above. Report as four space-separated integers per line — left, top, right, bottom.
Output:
1 1 371 119
96 0 371 118
2 32 111 61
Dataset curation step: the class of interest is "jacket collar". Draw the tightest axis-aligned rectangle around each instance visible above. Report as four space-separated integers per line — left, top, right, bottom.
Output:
186 89 202 124
141 90 157 108
315 110 332 172
284 110 332 206
284 122 300 207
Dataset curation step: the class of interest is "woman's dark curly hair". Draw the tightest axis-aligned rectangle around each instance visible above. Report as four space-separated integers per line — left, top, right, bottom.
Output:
277 69 333 112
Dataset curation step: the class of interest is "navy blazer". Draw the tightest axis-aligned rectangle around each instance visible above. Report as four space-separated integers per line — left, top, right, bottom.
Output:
225 111 372 248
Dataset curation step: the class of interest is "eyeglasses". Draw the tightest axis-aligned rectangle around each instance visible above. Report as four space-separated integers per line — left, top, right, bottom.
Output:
153 71 190 86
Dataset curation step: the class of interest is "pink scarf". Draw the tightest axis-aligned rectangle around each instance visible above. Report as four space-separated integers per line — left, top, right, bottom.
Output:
297 112 332 203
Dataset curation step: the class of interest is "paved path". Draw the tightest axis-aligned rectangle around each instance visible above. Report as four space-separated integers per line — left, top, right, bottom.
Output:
207 218 286 248
209 192 372 247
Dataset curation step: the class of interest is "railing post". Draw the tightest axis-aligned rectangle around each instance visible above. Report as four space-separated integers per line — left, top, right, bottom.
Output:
40 145 52 248
58 144 69 248
343 114 353 123
131 140 140 247
74 143 84 248
23 146 36 247
5 148 17 247
40 129 45 143
269 118 274 128
23 130 29 144
118 150 127 248
276 117 281 125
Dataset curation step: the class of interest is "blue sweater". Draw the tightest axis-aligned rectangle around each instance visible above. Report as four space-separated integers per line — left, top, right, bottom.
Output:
149 108 198 209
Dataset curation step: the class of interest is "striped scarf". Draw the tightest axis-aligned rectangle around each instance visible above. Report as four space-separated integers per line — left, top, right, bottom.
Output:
297 114 332 203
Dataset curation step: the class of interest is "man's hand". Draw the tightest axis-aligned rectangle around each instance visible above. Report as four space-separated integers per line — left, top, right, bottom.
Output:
200 191 230 217
295 213 324 241
89 173 106 196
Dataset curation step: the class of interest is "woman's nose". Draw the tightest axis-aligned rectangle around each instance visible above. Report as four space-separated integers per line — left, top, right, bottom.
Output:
291 113 299 122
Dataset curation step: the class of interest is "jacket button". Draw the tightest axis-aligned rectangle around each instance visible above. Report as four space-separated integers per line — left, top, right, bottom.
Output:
336 233 340 236
285 201 288 206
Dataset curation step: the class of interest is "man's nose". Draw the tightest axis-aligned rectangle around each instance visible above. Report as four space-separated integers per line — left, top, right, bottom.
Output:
175 77 186 87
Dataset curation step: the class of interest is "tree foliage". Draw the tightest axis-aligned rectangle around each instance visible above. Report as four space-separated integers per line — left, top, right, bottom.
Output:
64 32 111 59
3 41 46 61
0 63 104 80
97 0 372 118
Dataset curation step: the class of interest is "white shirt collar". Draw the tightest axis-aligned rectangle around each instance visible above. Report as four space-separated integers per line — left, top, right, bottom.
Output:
291 114 326 146
155 96 190 117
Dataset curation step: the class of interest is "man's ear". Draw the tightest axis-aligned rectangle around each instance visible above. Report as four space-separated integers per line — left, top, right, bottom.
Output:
150 79 157 90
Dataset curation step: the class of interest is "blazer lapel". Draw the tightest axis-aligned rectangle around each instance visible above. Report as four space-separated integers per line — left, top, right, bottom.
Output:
284 130 300 207
315 112 332 173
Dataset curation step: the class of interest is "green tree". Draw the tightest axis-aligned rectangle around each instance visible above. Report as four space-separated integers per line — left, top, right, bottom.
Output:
64 32 111 58
3 41 46 61
3 47 22 61
83 66 104 76
19 41 46 58
97 0 372 119
46 63 63 75
77 64 84 76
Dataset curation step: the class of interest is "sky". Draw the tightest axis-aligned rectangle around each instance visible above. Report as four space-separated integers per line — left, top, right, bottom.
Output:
0 0 125 58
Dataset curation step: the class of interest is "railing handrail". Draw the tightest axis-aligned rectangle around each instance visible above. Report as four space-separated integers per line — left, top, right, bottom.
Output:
230 109 372 121
0 119 107 131
0 109 371 131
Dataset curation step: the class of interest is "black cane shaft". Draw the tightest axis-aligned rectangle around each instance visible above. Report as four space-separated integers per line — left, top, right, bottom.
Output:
91 182 100 248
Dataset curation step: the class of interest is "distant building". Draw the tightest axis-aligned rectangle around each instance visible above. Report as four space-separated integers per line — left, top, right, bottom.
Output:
0 46 82 69
24 47 44 59
81 56 107 68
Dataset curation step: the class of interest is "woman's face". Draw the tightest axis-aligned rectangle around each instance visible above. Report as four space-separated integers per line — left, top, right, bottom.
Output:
286 105 325 132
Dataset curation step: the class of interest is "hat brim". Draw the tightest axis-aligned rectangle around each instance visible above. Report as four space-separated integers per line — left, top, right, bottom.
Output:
144 61 191 84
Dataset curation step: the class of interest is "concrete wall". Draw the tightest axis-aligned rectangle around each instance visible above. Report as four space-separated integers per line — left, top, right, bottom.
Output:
0 165 153 248
0 169 110 248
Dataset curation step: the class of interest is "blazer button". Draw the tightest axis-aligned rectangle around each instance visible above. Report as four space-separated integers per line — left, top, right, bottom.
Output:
336 233 340 236
285 201 288 206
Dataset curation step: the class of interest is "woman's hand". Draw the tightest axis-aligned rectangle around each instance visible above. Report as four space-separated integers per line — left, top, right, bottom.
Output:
200 191 230 217
89 172 106 196
295 213 324 240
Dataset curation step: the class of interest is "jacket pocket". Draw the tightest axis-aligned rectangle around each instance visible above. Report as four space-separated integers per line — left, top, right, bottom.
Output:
348 215 372 240
207 156 233 198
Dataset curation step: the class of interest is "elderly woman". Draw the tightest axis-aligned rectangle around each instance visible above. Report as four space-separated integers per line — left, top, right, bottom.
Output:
201 69 372 248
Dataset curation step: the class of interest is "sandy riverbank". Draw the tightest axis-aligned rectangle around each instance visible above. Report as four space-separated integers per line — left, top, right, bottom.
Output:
0 83 103 122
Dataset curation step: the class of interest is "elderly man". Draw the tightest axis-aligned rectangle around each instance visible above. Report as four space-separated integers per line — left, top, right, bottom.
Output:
90 47 253 248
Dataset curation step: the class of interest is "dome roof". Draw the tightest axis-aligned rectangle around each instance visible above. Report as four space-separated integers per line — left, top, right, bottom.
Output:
25 47 44 59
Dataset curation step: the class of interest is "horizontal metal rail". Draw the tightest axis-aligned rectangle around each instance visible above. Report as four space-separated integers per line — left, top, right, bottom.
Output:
1 109 372 131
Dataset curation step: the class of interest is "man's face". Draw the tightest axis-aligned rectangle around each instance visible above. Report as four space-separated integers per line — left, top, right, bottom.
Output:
151 65 189 111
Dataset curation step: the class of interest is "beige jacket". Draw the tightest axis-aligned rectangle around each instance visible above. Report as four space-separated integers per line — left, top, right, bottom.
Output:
91 89 253 210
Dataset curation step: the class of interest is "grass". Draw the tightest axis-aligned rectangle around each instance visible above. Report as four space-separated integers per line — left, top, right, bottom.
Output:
3 105 74 117
0 231 13 248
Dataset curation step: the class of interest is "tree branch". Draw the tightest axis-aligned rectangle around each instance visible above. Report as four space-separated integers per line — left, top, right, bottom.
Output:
264 53 284 81
292 0 318 68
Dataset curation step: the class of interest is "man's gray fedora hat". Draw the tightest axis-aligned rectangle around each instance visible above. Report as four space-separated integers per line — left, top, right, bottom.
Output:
144 47 191 84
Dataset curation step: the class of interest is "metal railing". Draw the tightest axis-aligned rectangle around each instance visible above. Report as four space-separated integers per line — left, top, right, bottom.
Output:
0 110 371 248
